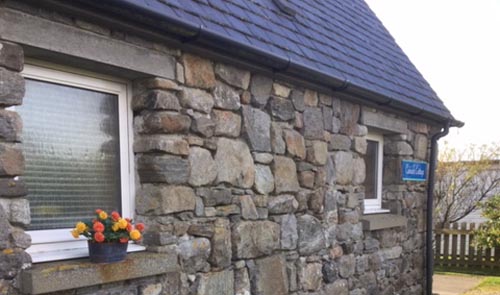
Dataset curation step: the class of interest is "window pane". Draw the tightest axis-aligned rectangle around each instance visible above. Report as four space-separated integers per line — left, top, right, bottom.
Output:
363 140 379 199
19 79 121 230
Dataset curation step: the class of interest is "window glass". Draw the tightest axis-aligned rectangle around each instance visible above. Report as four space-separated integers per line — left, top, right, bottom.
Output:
364 139 379 200
18 79 121 230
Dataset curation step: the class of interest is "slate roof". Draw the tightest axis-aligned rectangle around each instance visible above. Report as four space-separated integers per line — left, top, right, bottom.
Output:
103 0 456 122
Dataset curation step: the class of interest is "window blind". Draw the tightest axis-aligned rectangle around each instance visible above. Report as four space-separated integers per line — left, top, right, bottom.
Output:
19 79 122 230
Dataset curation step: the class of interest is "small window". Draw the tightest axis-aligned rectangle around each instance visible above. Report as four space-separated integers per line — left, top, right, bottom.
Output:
20 64 142 262
363 133 387 214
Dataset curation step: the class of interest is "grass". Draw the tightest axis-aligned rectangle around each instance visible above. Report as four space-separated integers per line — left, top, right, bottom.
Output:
435 266 500 277
462 277 500 295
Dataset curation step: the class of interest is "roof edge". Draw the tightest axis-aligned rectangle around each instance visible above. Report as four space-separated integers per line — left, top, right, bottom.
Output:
36 0 461 127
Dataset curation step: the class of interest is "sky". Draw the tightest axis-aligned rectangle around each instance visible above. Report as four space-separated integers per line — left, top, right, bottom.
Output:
364 0 500 150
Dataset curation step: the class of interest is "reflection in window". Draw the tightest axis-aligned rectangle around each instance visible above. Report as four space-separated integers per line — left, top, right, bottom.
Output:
18 79 121 230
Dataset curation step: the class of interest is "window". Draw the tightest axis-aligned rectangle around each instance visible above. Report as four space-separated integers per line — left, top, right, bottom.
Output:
20 63 141 262
363 133 388 214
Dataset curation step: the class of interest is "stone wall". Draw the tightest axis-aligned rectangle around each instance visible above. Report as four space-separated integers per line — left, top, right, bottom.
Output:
0 3 434 294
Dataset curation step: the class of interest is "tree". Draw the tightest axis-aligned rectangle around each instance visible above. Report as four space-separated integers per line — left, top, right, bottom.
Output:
473 195 500 249
434 143 500 227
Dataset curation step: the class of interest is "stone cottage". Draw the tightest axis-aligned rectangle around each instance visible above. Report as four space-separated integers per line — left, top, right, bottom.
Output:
0 0 462 294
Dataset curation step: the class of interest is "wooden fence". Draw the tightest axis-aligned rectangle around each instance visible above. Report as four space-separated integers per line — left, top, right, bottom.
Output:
434 222 500 269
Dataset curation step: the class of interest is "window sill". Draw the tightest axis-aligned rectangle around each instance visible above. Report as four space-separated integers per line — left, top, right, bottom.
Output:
20 251 179 295
361 214 407 231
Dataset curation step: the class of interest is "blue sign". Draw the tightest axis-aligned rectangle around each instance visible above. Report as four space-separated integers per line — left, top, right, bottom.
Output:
401 160 428 181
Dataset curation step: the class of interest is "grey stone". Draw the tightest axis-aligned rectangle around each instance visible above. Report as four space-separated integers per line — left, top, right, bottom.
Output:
327 137 347 155
234 267 251 295
385 141 413 156
137 154 189 184
142 111 191 134
332 116 341 133
140 283 162 295
215 204 240 216
306 141 328 165
299 170 315 189
297 215 326 255
251 255 288 295
188 147 217 186
322 106 334 132
308 189 325 214
253 152 273 164
134 135 189 155
269 97 295 121
232 221 280 259
273 156 300 193
380 246 403 260
178 238 211 273
332 151 354 185
215 138 255 188
268 195 298 214
298 262 322 291
242 106 272 152
271 123 286 154
209 218 232 268
0 42 23 71
187 224 214 238
303 107 324 140
339 101 360 136
239 195 259 220
196 269 234 295
197 187 233 207
136 184 196 215
9 198 30 226
322 261 338 284
182 53 216 90
280 214 298 250
353 137 367 154
195 197 205 216
135 77 181 92
272 83 291 98
283 129 306 160
0 143 22 176
250 74 273 107
1 9 176 79
212 82 241 110
320 93 333 105
191 114 215 137
338 254 356 278
215 63 250 89
414 134 428 160
180 87 214 113
324 279 349 295
0 110 21 142
304 89 318 107
0 178 26 198
132 90 181 111
287 262 298 292
360 108 407 133
0 205 11 248
352 157 366 185
254 164 275 195
213 109 241 137
291 90 305 111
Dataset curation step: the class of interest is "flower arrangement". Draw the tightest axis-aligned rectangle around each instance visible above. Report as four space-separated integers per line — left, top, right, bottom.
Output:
71 209 145 243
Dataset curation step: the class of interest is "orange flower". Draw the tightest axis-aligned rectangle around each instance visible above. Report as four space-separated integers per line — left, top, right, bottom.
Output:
94 232 105 243
93 221 105 233
126 223 133 232
129 229 141 241
95 209 102 214
136 223 145 232
111 211 120 221
98 211 108 220
119 237 129 244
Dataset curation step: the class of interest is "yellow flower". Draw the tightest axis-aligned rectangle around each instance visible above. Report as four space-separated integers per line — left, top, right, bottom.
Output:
129 229 141 241
118 218 128 229
99 211 108 220
70 229 80 239
75 222 87 233
112 223 120 232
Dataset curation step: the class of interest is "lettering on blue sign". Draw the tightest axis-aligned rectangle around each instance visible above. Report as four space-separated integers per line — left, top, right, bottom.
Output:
401 160 427 182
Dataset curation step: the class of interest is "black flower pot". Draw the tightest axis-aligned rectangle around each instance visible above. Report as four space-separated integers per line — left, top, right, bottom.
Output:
87 241 128 263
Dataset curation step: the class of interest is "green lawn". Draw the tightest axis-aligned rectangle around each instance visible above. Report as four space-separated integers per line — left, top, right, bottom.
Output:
462 277 500 295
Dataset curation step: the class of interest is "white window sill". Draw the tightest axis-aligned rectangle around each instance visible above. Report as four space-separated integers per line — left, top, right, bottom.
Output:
363 208 391 215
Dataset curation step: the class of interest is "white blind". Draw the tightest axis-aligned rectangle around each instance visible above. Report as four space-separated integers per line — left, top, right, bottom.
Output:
19 79 122 230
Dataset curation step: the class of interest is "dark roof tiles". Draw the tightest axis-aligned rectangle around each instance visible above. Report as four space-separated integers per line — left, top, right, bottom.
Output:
129 0 452 118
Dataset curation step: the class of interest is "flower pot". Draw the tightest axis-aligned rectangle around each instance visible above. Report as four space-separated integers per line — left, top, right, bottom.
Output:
87 241 128 263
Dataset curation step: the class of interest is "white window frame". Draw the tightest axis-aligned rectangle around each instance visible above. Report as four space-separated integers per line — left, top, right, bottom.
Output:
21 62 143 263
363 133 389 214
